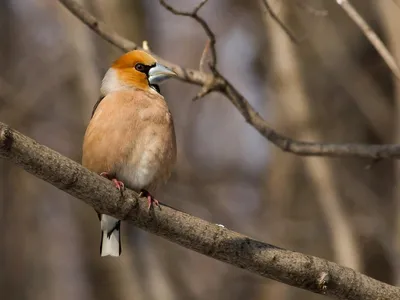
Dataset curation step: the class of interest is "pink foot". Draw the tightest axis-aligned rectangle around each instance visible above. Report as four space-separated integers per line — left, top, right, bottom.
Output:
112 178 125 191
140 189 161 211
100 172 125 191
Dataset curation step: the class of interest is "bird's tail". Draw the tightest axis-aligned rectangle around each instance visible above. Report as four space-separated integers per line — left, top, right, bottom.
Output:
100 214 121 257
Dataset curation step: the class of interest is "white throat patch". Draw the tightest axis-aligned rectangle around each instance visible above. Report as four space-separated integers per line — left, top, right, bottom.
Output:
100 68 128 96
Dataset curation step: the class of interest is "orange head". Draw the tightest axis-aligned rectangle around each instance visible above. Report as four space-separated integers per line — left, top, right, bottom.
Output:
101 50 176 95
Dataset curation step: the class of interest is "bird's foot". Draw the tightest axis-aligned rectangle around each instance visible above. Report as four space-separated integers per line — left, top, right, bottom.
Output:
139 189 161 211
112 179 125 191
100 172 125 191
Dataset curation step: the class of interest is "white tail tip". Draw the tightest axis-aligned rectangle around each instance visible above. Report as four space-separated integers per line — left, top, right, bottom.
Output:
100 214 121 257
100 228 121 257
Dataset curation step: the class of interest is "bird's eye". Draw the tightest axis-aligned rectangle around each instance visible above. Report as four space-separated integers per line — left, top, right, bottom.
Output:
135 63 146 72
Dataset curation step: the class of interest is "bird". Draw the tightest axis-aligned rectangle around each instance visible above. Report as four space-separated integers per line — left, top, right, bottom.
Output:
82 50 177 257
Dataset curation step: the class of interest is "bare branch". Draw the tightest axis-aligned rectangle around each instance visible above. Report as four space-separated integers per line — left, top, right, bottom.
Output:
335 0 400 80
58 0 213 87
0 121 399 299
261 0 300 44
159 0 217 69
193 0 209 14
218 69 400 159
142 40 151 51
199 39 210 73
159 0 220 101
58 0 137 51
58 0 400 160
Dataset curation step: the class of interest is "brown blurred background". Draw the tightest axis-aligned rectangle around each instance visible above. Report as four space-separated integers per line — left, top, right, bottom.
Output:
1 0 400 299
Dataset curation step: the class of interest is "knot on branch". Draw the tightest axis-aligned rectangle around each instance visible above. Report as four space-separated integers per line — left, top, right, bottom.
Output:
0 125 14 154
192 63 226 101
316 272 331 294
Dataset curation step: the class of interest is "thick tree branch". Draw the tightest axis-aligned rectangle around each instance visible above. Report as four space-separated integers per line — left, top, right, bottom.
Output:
58 0 400 160
0 121 399 299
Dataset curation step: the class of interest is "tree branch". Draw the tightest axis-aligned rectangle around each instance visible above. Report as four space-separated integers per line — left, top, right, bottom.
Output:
335 0 400 80
159 0 217 69
58 0 400 160
159 0 219 100
0 121 399 299
57 0 212 87
261 0 300 44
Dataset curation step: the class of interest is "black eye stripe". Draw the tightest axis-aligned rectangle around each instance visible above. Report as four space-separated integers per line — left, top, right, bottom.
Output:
135 63 156 76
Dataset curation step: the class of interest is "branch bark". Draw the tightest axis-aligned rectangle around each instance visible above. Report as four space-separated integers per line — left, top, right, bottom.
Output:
0 122 399 299
57 0 400 160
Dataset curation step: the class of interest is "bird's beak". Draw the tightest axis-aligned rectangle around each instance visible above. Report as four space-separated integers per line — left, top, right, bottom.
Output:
148 63 176 85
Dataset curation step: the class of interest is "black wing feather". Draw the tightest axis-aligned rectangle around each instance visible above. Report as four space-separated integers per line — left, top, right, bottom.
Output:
91 96 105 118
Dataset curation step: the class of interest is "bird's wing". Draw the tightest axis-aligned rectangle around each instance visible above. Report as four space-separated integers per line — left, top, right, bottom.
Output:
91 96 105 118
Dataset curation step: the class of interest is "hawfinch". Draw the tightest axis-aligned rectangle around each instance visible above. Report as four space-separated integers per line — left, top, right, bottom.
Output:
82 50 177 257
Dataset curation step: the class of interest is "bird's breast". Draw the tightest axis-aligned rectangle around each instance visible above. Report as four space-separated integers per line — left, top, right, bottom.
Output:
116 118 176 193
83 89 177 193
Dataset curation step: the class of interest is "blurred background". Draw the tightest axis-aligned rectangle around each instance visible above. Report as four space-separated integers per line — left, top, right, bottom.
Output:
1 0 399 299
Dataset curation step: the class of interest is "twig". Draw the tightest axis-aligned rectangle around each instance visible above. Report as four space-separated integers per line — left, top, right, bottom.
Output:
58 0 212 86
0 122 399 299
159 0 217 69
58 0 400 159
199 39 210 73
59 0 137 51
261 0 300 44
159 0 219 100
219 70 400 159
142 40 151 51
335 0 400 80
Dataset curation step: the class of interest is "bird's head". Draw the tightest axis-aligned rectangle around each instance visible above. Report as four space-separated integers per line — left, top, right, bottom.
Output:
101 50 176 95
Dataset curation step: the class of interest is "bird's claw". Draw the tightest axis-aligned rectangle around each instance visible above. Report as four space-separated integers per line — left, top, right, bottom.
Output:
100 172 125 192
147 196 160 211
140 190 161 211
112 179 125 191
